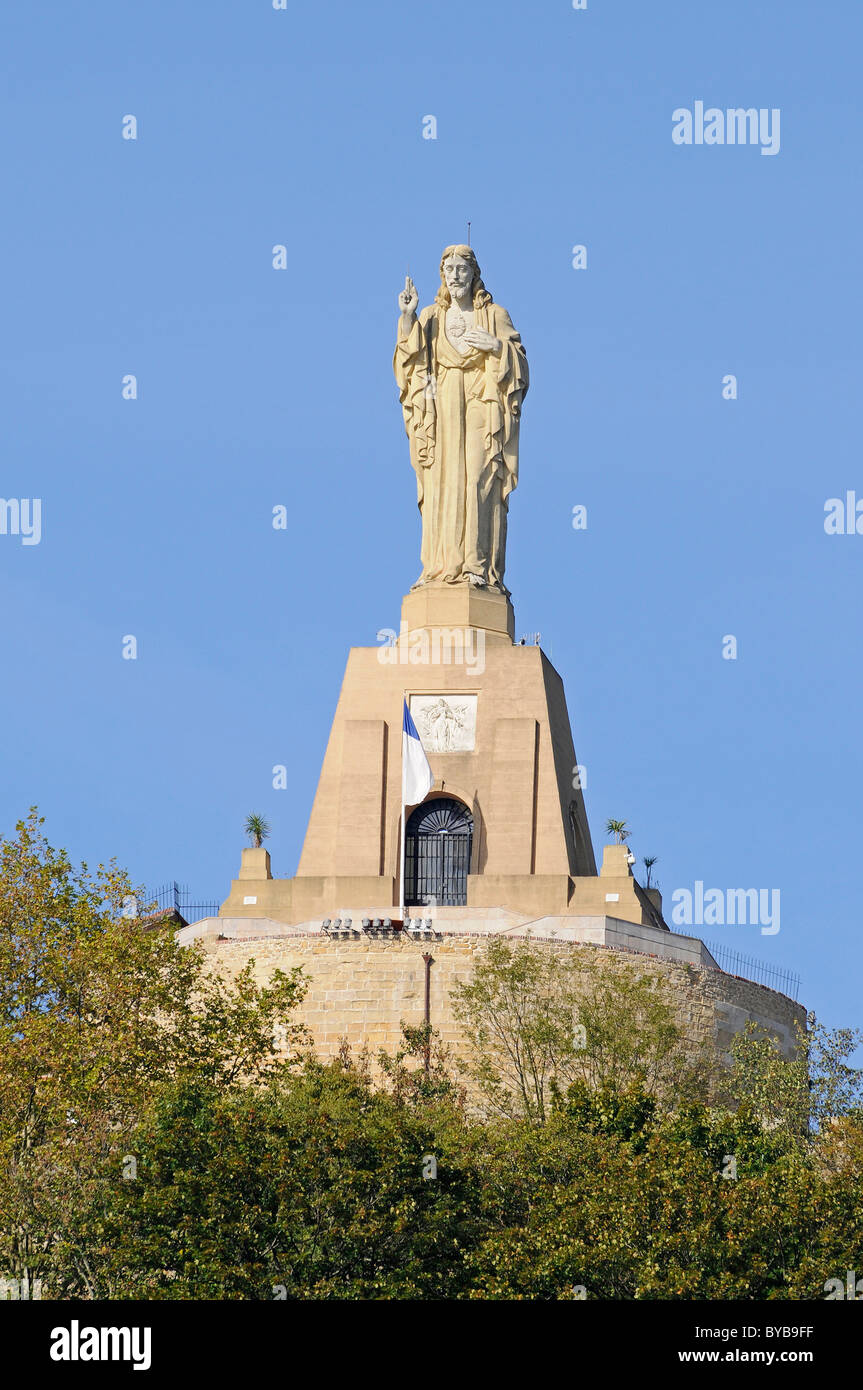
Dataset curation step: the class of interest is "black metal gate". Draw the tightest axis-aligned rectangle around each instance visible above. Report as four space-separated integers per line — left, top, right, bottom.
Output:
405 798 473 907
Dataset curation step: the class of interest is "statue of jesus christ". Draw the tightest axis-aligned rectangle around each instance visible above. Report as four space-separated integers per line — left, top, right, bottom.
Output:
393 245 528 596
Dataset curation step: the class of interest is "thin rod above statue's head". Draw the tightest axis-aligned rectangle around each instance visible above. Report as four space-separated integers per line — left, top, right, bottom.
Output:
435 245 493 309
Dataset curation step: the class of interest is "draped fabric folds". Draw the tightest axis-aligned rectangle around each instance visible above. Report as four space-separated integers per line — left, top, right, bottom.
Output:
394 302 528 593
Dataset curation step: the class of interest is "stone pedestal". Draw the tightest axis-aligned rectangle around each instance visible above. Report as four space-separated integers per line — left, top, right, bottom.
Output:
219 625 608 923
217 583 668 931
400 582 514 644
238 848 272 880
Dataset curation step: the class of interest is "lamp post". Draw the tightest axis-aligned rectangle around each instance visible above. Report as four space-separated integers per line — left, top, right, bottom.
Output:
422 952 434 1073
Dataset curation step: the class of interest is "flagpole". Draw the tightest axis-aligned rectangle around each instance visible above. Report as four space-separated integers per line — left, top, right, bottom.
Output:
399 692 407 923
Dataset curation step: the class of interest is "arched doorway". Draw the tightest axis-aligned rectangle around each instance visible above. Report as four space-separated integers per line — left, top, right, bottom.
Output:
405 797 473 907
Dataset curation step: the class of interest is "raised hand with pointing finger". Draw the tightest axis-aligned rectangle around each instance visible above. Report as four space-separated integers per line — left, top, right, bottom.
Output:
398 275 419 336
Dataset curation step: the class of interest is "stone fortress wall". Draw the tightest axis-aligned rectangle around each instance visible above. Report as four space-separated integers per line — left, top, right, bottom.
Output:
186 923 805 1085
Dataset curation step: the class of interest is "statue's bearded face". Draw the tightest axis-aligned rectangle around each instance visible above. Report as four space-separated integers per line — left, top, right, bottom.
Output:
443 255 474 298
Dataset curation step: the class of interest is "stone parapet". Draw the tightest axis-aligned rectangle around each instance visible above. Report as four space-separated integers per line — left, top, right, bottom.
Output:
193 929 804 1088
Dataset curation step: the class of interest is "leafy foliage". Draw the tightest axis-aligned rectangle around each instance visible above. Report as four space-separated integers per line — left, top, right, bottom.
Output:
0 811 307 1297
97 1063 481 1300
728 1017 863 1139
451 937 710 1122
2 815 863 1301
243 814 271 848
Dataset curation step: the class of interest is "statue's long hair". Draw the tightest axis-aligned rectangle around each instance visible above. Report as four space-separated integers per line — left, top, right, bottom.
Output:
434 245 493 309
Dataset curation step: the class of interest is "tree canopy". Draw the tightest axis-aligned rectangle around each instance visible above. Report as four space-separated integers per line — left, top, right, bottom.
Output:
2 812 862 1301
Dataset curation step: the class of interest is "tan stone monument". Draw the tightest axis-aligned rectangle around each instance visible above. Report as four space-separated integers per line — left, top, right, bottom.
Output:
220 245 660 930
199 245 805 1081
395 245 527 601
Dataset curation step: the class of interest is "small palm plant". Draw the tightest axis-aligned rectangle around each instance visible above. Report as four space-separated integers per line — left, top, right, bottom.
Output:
605 818 630 844
244 813 271 848
643 855 658 889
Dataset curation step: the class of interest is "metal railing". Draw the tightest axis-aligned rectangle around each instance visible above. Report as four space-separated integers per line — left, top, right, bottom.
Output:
697 936 801 999
141 881 219 923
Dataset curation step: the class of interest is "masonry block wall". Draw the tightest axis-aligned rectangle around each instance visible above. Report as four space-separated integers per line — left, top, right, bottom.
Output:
203 934 805 1087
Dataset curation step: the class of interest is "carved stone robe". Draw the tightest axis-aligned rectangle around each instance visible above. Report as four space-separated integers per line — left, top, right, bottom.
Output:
394 300 528 592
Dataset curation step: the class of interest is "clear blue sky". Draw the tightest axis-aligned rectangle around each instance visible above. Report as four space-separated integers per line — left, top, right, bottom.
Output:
1 1 860 1035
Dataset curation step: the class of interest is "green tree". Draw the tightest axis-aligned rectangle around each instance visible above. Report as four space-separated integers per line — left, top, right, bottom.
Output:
5 813 863 1302
727 1015 863 1140
98 1058 485 1299
244 814 270 848
451 937 708 1123
464 1092 863 1300
0 811 308 1299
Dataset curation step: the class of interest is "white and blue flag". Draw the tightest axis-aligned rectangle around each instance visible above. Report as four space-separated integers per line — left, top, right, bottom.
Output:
402 699 434 806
